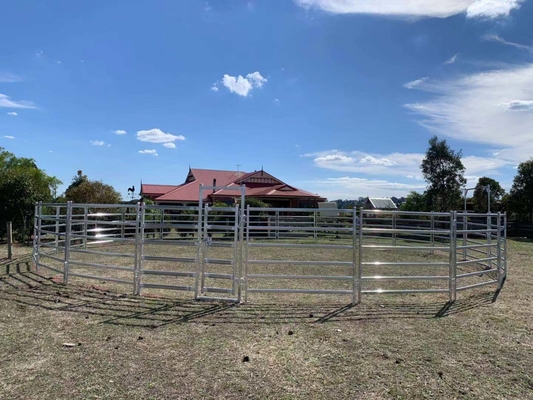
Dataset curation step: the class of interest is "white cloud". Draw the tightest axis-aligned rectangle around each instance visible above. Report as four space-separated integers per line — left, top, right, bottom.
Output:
499 100 533 111
304 149 510 180
483 34 533 52
7 112 18 116
211 84 219 92
445 53 459 64
308 176 426 199
404 63 533 163
466 0 524 19
139 149 158 156
0 93 37 109
3 135 15 139
274 98 280 103
136 128 185 144
90 140 105 146
36 50 43 57
219 71 267 97
295 0 523 19
113 129 127 135
163 142 176 148
303 150 424 176
403 77 428 89
0 73 22 83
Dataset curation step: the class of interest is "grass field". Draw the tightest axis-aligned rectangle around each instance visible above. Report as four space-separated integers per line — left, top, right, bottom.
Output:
0 239 531 399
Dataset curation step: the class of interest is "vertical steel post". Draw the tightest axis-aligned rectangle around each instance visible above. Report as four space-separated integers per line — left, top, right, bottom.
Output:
392 212 396 246
194 186 204 299
160 209 164 239
83 206 88 249
430 212 435 255
313 211 317 241
357 208 364 303
237 185 245 302
463 213 467 260
200 202 209 294
275 210 279 240
496 212 503 288
503 213 507 278
121 208 126 238
232 205 239 296
352 207 360 304
6 221 13 260
244 204 251 303
33 203 40 272
54 206 60 251
448 211 457 302
487 214 492 259
133 202 144 295
63 201 72 284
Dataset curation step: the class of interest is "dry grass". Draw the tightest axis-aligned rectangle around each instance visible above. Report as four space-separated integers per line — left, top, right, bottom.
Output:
0 239 532 399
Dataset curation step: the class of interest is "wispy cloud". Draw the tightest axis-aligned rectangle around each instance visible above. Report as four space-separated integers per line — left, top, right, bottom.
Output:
139 149 158 156
163 143 176 149
35 50 43 57
307 176 426 199
0 93 37 109
0 73 22 83
445 53 459 64
404 63 533 163
90 140 105 146
499 100 533 111
7 112 18 116
403 77 428 89
483 34 533 52
136 128 185 145
295 0 524 19
112 129 127 135
213 71 267 97
3 135 15 139
304 150 509 179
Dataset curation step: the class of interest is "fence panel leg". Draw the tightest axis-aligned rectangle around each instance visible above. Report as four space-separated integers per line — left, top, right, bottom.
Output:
63 202 72 284
448 211 457 302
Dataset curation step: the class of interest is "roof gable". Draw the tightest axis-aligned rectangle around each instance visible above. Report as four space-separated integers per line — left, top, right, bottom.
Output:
235 170 284 185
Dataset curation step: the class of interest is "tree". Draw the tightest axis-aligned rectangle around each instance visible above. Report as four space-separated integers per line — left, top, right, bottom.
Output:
472 177 505 213
421 136 466 212
400 191 427 212
507 159 533 222
65 176 122 204
0 147 61 241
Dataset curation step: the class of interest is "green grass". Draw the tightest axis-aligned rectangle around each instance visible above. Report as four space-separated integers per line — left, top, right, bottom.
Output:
0 239 531 399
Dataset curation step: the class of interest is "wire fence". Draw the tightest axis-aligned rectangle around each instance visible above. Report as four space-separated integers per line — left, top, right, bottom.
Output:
33 202 507 304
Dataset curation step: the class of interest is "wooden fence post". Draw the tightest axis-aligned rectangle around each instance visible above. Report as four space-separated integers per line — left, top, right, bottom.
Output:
7 221 13 259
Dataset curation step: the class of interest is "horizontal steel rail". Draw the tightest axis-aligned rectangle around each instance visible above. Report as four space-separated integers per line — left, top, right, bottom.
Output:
142 255 196 263
37 262 64 274
248 243 353 249
140 283 194 291
248 274 352 280
69 248 135 258
247 288 352 295
362 275 448 280
69 260 134 272
457 268 497 278
362 261 449 267
362 288 448 294
69 272 133 285
456 280 498 291
142 270 196 277
247 260 352 266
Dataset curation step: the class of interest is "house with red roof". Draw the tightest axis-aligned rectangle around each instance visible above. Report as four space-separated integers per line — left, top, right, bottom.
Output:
141 168 326 208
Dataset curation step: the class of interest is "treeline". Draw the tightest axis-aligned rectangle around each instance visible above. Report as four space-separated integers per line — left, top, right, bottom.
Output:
1 147 122 243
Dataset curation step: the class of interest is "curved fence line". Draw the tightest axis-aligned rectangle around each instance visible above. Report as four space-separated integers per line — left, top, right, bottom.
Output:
32 202 507 304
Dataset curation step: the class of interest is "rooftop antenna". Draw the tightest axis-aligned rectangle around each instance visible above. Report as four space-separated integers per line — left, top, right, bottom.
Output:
236 164 241 172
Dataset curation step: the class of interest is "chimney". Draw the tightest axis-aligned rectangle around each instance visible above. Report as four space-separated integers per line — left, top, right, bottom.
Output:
212 178 216 194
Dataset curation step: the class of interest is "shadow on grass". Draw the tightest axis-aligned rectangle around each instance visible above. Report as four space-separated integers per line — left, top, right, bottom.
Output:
0 268 499 329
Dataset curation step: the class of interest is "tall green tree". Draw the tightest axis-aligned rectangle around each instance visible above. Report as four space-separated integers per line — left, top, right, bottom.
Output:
508 159 533 222
421 136 466 212
472 177 505 213
400 191 427 212
65 177 122 204
0 147 61 241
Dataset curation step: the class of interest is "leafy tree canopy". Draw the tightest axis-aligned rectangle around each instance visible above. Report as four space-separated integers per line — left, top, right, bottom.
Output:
421 136 466 212
472 177 505 213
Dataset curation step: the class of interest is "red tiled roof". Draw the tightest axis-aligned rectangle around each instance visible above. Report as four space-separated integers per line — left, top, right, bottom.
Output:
151 168 323 202
141 184 180 196
156 169 247 202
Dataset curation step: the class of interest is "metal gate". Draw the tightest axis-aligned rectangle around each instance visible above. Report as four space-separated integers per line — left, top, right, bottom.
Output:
195 184 245 302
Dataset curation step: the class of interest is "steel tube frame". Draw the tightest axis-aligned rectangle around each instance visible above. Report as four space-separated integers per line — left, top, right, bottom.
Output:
33 202 507 304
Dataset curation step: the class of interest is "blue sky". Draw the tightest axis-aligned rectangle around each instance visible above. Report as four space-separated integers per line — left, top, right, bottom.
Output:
1 0 533 200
